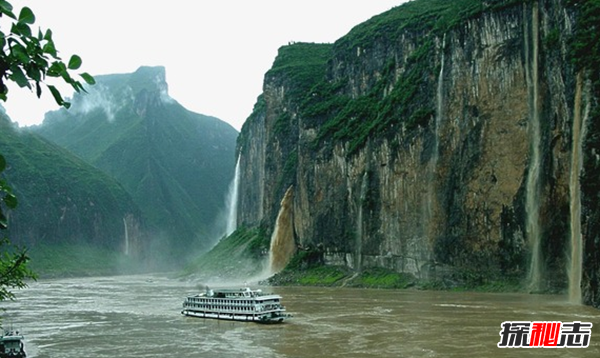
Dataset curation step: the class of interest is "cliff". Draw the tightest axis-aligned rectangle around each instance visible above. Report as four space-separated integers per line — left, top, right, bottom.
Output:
237 0 600 308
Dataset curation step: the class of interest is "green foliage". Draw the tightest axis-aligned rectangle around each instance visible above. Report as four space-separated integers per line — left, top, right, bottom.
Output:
33 67 238 260
309 40 435 155
336 0 521 51
183 226 270 279
0 115 142 251
297 266 348 285
275 149 298 195
273 111 292 136
0 239 35 302
272 0 527 156
568 0 600 307
267 262 349 286
0 0 97 304
0 154 17 229
28 243 140 278
567 0 600 76
543 28 561 49
266 42 332 99
0 1 94 106
238 94 266 152
345 267 415 289
0 154 35 304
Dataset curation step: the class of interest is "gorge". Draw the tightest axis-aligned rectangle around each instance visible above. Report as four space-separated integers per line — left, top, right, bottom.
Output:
230 0 600 308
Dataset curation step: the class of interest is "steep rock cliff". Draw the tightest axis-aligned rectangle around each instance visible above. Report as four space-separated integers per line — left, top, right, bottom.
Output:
238 0 600 307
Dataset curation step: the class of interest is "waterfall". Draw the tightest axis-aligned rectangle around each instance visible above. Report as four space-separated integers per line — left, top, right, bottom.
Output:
356 172 368 271
123 217 129 256
568 72 589 304
418 33 446 265
225 156 241 236
525 2 543 291
427 33 446 231
268 186 296 274
432 33 446 170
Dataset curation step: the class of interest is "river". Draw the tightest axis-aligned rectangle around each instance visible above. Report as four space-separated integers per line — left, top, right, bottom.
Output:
1 274 599 357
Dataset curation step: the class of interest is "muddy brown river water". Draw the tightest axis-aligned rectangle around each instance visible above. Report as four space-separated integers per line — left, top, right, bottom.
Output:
2 274 599 357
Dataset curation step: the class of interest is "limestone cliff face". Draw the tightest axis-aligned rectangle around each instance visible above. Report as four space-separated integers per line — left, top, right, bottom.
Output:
238 0 600 307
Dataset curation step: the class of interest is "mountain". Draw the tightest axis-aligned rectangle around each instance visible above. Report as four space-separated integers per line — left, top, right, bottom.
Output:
33 66 239 260
235 0 600 308
0 111 143 254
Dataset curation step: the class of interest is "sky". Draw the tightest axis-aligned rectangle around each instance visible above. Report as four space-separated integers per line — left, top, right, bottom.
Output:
3 0 407 131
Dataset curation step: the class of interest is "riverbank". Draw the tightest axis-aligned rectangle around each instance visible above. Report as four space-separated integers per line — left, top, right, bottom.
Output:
264 263 529 294
28 244 147 278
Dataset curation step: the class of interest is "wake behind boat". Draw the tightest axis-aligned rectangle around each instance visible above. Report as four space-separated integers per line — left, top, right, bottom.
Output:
181 287 291 323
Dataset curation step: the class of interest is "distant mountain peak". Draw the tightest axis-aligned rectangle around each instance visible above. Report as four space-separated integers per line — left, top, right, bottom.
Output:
32 65 239 262
63 66 173 122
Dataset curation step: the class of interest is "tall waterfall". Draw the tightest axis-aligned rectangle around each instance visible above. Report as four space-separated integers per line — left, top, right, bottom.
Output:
123 217 129 256
569 72 589 304
355 172 368 271
525 2 543 291
419 33 446 263
427 33 446 229
225 156 241 236
432 33 446 170
268 186 296 274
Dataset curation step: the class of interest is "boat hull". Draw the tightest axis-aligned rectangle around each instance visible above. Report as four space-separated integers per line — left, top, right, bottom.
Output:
181 309 288 324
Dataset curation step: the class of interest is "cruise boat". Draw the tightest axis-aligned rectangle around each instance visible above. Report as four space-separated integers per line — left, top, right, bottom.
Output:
181 287 291 323
0 329 26 358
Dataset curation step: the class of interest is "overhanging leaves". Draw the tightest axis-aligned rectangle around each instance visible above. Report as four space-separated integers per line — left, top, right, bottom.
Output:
0 1 94 107
68 54 82 70
17 6 35 24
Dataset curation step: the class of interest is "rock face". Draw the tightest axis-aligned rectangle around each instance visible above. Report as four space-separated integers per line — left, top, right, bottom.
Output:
238 0 600 308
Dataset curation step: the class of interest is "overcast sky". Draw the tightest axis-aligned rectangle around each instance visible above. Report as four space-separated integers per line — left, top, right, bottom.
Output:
3 0 406 131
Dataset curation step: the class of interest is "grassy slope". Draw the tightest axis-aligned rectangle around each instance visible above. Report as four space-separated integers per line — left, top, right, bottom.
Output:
28 243 143 278
0 115 140 248
182 226 271 281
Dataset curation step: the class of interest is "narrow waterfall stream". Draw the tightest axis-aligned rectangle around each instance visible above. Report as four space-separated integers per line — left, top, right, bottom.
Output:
525 2 543 291
268 186 296 274
123 217 129 256
225 156 241 236
569 72 589 304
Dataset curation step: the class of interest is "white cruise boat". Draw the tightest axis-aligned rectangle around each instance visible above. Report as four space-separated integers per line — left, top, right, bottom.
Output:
0 329 26 358
181 287 291 323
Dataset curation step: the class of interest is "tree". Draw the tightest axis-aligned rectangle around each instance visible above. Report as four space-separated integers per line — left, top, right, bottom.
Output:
0 153 34 302
0 0 95 106
0 0 94 303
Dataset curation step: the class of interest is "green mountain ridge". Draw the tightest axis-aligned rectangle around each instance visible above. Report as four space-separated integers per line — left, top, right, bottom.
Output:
0 112 142 252
33 66 239 261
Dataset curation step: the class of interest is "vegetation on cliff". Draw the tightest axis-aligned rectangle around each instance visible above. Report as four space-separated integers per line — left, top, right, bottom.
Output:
0 0 100 291
183 226 271 281
567 0 600 308
237 0 600 308
265 251 524 293
0 153 35 303
33 67 239 262
0 115 141 249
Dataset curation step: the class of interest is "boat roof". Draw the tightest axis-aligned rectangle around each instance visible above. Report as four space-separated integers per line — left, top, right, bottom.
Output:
189 287 282 298
0 334 24 341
